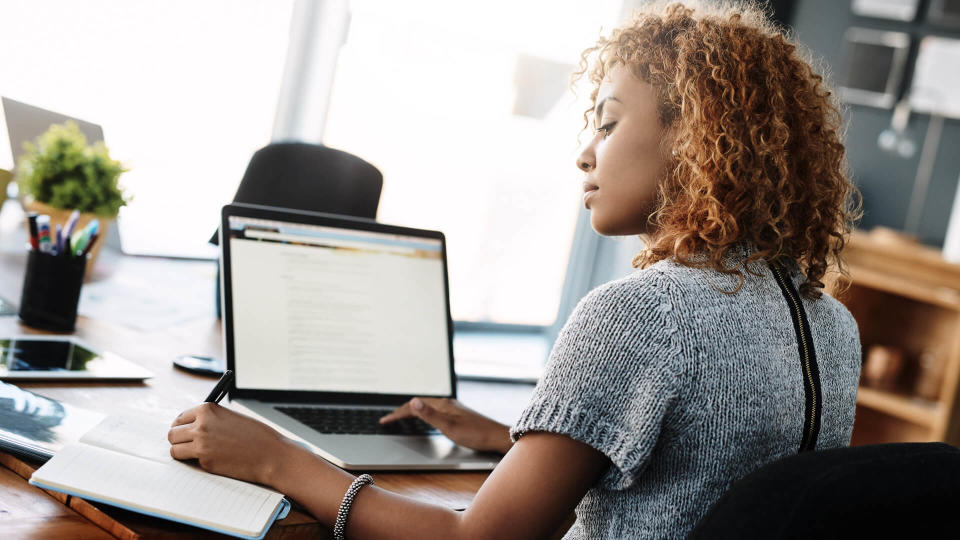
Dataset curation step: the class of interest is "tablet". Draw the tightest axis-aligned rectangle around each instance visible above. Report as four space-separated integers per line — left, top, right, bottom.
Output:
0 379 105 462
0 336 153 381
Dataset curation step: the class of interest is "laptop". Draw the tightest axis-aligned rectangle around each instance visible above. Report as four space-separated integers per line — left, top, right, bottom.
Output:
1 97 105 170
219 203 500 470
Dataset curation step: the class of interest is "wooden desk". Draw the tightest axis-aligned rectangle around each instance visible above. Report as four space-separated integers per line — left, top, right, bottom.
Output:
0 223 536 538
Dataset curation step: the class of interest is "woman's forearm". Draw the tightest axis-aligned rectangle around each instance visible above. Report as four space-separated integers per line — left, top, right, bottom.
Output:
487 423 514 455
269 440 465 539
169 403 594 538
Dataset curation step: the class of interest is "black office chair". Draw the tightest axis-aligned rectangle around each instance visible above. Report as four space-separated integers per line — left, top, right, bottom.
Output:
212 143 383 316
210 142 383 245
687 442 960 539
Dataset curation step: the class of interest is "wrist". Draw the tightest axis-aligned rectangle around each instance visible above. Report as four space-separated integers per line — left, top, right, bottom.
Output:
261 436 307 489
487 422 514 454
263 439 357 526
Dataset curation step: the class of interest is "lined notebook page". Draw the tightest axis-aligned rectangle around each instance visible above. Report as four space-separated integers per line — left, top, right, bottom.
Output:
32 443 284 538
80 414 174 463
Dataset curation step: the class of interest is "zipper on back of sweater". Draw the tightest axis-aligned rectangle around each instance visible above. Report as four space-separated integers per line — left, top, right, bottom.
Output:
769 263 822 453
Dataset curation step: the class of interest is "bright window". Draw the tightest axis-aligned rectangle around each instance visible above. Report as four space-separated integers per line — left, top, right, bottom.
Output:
322 0 623 325
0 0 294 256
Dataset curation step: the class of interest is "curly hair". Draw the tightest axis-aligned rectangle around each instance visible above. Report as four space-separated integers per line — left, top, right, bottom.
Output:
575 1 860 298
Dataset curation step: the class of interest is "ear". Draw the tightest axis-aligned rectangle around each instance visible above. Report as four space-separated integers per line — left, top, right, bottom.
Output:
660 125 680 159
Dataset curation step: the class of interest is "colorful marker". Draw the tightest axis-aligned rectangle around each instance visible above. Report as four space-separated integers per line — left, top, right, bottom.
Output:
71 220 99 257
27 212 39 250
63 210 80 240
37 215 52 254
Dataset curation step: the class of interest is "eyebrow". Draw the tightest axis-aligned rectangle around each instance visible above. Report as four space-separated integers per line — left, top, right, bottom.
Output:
594 96 622 121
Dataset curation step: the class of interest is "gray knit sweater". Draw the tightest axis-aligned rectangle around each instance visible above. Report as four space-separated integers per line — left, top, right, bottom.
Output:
510 251 861 539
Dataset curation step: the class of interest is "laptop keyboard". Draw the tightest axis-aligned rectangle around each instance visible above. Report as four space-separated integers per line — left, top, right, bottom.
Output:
276 406 440 435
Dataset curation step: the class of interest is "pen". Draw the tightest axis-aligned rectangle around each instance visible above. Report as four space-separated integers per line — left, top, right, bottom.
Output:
86 219 100 237
79 232 99 258
72 219 100 257
71 229 88 257
63 210 81 241
72 223 93 257
203 369 234 403
27 212 39 250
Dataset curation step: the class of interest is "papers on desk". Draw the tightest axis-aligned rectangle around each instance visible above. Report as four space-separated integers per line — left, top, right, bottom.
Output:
30 413 290 539
79 255 216 331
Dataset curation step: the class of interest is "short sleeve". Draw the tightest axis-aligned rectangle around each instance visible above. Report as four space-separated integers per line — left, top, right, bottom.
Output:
510 270 681 490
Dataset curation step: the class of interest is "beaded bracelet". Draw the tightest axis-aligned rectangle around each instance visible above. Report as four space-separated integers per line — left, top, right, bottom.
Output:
333 473 375 540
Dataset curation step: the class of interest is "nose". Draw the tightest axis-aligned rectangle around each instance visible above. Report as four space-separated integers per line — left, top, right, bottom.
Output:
576 145 595 172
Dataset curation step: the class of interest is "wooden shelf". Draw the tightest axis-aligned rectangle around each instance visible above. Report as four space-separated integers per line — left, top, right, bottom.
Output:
846 266 960 311
838 229 960 445
856 386 942 428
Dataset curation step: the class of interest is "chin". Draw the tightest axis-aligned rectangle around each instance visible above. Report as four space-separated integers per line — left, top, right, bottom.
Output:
590 213 648 237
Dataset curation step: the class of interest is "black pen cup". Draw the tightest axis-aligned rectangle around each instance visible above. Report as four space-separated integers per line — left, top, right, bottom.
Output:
19 250 87 332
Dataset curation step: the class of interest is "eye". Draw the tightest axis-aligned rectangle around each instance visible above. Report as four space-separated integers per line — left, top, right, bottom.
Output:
596 121 617 138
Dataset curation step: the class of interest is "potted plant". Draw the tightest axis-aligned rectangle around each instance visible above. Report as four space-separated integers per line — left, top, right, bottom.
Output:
16 121 129 274
0 168 11 210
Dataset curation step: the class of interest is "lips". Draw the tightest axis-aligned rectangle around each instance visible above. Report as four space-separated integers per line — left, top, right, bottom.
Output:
583 181 598 208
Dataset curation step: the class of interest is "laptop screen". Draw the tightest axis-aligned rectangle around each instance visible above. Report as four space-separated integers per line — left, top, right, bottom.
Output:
226 214 453 397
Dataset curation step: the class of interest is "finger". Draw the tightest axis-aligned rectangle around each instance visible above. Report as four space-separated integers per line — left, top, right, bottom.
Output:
167 424 194 445
379 401 413 424
408 398 449 430
171 406 202 427
418 397 451 411
169 440 198 461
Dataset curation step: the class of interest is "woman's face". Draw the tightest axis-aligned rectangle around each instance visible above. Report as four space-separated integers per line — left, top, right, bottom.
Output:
576 64 674 236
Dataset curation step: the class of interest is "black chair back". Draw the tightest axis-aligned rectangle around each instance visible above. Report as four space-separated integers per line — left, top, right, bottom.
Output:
687 442 960 539
210 142 383 244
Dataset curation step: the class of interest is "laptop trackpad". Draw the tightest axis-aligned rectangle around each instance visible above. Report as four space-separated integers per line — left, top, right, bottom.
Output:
401 435 471 459
318 435 488 468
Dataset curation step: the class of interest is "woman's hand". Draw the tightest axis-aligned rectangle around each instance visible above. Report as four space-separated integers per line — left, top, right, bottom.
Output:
168 403 296 486
379 398 513 454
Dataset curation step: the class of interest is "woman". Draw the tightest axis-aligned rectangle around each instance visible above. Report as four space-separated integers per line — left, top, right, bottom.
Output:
168 2 862 538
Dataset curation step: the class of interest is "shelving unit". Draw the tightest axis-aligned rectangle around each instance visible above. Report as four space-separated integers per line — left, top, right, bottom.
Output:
828 229 960 446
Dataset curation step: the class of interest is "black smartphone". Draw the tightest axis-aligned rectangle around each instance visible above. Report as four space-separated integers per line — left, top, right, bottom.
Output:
173 355 225 377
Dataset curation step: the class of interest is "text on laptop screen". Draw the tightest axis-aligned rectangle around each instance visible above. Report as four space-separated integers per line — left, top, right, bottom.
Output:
228 216 452 396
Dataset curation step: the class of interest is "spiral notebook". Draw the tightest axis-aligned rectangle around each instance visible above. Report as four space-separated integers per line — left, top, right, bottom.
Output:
29 415 290 539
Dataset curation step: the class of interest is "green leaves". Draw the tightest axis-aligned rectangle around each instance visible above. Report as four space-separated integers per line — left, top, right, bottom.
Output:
16 121 129 217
